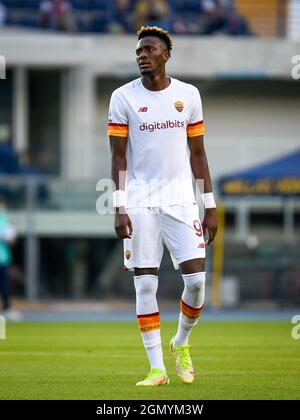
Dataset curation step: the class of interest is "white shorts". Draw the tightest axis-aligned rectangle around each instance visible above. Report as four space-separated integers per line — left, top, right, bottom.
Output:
123 203 206 271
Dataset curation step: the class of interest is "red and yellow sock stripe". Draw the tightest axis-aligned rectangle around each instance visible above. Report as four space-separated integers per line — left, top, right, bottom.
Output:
180 299 204 319
137 312 160 333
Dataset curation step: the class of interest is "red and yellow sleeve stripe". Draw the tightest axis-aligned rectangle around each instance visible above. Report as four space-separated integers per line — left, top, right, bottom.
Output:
137 312 160 333
187 120 205 137
180 299 204 319
107 123 128 137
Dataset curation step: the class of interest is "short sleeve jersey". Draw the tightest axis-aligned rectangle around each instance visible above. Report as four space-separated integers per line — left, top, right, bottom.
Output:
107 77 205 208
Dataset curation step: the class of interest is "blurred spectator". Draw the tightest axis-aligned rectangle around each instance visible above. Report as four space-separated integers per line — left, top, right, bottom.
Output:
134 0 170 31
200 0 226 34
171 0 203 34
110 0 134 33
2 0 250 35
0 1 6 27
0 196 23 322
199 0 249 35
223 7 250 36
38 0 77 32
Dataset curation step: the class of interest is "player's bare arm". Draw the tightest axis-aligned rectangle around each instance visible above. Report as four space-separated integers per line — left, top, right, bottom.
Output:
109 135 132 239
188 135 218 245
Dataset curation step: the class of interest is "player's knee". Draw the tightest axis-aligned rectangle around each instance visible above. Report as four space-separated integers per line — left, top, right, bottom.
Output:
134 275 158 296
183 272 205 295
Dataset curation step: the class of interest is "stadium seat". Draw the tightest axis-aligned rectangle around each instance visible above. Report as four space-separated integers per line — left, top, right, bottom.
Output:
23 0 40 10
92 0 108 9
21 13 38 28
172 0 202 13
0 144 20 174
75 11 93 32
89 15 108 33
1 0 21 8
72 0 90 11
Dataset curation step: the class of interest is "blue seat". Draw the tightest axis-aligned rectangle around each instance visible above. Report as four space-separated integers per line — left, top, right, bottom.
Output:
0 144 48 202
75 13 93 32
21 14 38 27
173 0 202 13
1 0 21 8
91 0 108 10
0 144 20 174
89 15 107 32
72 0 91 10
23 0 40 10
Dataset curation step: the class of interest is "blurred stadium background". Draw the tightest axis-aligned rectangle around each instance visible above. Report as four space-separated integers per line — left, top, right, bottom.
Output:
0 0 299 319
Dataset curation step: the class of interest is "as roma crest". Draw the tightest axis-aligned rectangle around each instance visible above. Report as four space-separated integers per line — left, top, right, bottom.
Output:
125 250 131 260
174 101 184 112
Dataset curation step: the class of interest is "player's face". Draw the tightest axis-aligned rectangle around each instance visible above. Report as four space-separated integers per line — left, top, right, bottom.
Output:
136 37 169 76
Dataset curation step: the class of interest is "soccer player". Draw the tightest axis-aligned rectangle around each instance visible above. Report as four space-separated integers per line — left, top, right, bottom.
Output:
108 26 217 386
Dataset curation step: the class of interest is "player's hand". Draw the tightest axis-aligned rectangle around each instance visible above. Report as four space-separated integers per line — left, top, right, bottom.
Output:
202 208 217 246
114 209 133 239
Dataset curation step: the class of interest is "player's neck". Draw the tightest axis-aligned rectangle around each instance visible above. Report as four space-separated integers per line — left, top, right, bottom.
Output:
141 74 171 92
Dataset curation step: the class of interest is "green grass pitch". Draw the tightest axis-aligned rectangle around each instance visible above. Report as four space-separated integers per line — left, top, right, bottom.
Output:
0 321 299 400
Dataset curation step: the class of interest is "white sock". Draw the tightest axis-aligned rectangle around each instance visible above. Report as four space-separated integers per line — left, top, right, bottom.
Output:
134 275 165 371
174 272 205 346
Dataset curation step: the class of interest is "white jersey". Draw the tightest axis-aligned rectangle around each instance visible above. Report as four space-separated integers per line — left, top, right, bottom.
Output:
107 77 205 208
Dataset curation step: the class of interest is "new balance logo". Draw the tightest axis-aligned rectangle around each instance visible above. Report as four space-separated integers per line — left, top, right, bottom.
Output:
138 107 148 112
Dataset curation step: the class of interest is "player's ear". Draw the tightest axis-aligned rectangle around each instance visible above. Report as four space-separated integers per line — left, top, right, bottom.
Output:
163 50 170 62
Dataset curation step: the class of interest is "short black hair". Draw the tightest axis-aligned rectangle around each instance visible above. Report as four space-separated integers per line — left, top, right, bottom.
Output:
137 25 173 55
